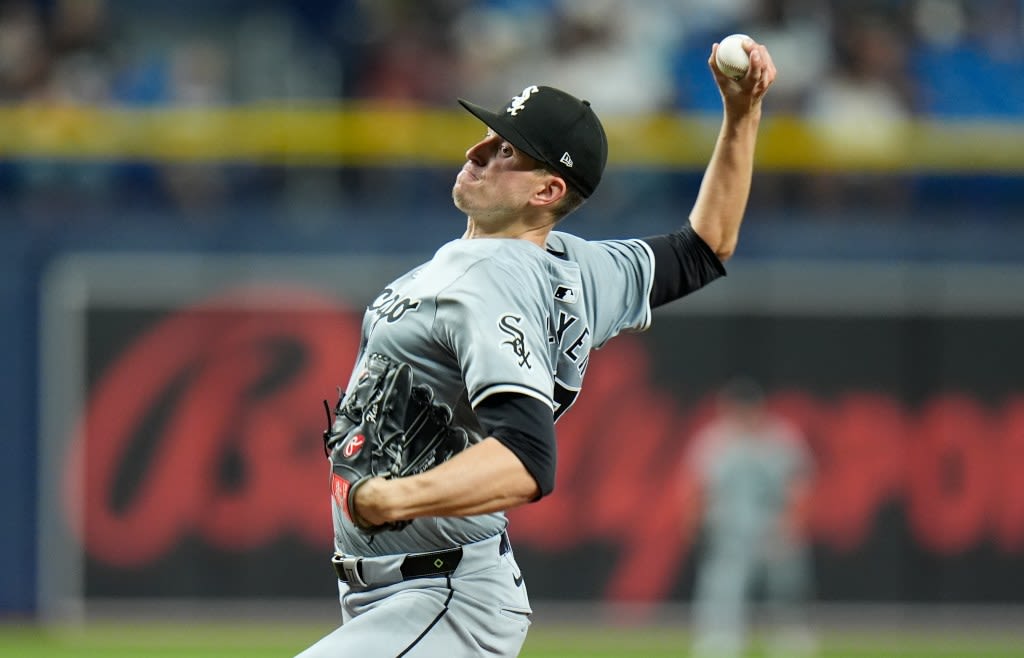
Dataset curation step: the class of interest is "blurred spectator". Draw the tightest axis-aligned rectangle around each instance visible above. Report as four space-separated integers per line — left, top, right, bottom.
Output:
682 377 817 658
545 0 683 113
157 39 231 216
352 0 467 104
911 0 1024 117
0 1 48 99
50 0 107 54
451 0 555 109
744 0 832 113
802 8 917 213
1 1 1020 118
233 5 344 102
2 0 121 221
455 0 682 114
0 0 1021 227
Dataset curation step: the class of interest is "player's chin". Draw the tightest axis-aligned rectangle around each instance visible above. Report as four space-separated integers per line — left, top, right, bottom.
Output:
452 180 478 210
452 186 471 212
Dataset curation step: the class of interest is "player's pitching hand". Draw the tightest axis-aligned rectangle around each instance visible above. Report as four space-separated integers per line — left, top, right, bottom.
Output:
708 37 777 114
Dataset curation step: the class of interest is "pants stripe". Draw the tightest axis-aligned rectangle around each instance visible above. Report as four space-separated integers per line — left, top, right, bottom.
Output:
396 576 454 657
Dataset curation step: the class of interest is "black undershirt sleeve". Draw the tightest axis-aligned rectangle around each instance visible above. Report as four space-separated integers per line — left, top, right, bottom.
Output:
641 222 727 309
474 393 556 500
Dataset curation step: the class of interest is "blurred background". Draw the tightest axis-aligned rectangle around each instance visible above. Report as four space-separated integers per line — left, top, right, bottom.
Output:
2 0 1024 656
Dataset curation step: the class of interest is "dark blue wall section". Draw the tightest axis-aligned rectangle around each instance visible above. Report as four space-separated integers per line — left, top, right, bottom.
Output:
2 198 1024 615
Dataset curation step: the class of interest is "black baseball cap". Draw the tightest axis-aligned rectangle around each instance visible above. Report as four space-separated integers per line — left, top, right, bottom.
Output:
458 85 608 198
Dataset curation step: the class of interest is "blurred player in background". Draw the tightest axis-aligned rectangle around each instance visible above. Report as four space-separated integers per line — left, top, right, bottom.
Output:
683 377 817 658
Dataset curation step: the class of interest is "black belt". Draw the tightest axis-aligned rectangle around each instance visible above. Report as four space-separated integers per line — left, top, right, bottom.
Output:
333 531 511 586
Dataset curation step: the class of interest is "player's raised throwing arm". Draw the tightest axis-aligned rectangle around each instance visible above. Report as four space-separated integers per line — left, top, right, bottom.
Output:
688 37 777 262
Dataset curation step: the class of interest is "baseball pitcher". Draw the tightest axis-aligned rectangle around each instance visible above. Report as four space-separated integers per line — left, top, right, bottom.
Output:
296 37 777 657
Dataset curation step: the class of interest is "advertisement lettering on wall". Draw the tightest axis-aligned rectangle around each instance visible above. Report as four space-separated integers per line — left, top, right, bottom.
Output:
39 254 1024 611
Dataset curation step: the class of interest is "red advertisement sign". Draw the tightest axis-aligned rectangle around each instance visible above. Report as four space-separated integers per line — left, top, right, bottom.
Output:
64 285 1024 602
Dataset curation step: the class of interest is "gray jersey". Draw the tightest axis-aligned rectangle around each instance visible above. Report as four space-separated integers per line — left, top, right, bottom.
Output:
334 231 655 556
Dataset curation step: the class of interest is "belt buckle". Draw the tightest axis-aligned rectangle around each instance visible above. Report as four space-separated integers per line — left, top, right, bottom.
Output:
333 554 368 587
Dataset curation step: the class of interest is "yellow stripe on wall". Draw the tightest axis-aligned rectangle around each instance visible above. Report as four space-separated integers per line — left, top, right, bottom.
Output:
0 104 1022 173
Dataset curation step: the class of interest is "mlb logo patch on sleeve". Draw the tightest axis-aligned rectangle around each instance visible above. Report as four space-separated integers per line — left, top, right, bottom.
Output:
554 285 578 304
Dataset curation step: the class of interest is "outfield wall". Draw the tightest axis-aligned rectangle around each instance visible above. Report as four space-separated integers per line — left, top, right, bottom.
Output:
28 251 1024 619
1 108 1022 616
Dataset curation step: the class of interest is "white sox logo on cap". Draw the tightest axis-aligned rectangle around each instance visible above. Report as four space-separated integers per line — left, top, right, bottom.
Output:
507 86 576 170
506 85 539 117
458 85 608 198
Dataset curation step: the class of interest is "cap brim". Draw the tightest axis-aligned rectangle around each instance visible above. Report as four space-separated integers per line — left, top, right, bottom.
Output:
458 99 547 166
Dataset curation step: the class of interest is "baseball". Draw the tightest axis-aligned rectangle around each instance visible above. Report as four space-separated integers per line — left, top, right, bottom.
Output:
715 33 752 80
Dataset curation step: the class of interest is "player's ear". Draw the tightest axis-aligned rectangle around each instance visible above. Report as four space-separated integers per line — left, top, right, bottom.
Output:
531 173 568 209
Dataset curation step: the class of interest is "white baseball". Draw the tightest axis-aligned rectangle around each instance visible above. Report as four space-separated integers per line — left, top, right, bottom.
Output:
715 33 752 80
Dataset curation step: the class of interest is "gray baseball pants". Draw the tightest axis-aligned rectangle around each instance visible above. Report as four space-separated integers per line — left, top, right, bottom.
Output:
295 532 532 657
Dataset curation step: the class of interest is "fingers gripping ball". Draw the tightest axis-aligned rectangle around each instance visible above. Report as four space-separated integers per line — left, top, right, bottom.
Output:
716 33 752 80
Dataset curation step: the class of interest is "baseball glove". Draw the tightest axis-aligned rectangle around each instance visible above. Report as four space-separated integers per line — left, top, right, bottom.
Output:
324 353 468 534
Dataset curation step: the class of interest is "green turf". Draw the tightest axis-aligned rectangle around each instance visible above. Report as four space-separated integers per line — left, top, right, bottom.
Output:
1 621 1022 657
521 626 1024 658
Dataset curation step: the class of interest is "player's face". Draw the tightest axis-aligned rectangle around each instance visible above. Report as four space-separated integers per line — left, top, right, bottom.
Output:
452 130 552 228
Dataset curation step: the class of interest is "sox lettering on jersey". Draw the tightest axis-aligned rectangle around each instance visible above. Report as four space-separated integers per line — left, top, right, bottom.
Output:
368 288 421 323
366 287 421 342
498 313 532 368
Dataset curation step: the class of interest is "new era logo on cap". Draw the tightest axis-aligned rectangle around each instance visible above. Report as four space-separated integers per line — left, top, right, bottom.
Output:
458 85 608 198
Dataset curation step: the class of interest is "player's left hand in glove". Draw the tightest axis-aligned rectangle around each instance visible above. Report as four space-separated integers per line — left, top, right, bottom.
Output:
324 353 469 535
397 383 469 478
324 353 413 534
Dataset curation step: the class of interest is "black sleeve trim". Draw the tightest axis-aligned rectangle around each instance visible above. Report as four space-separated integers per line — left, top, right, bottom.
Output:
641 223 727 309
474 393 556 499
